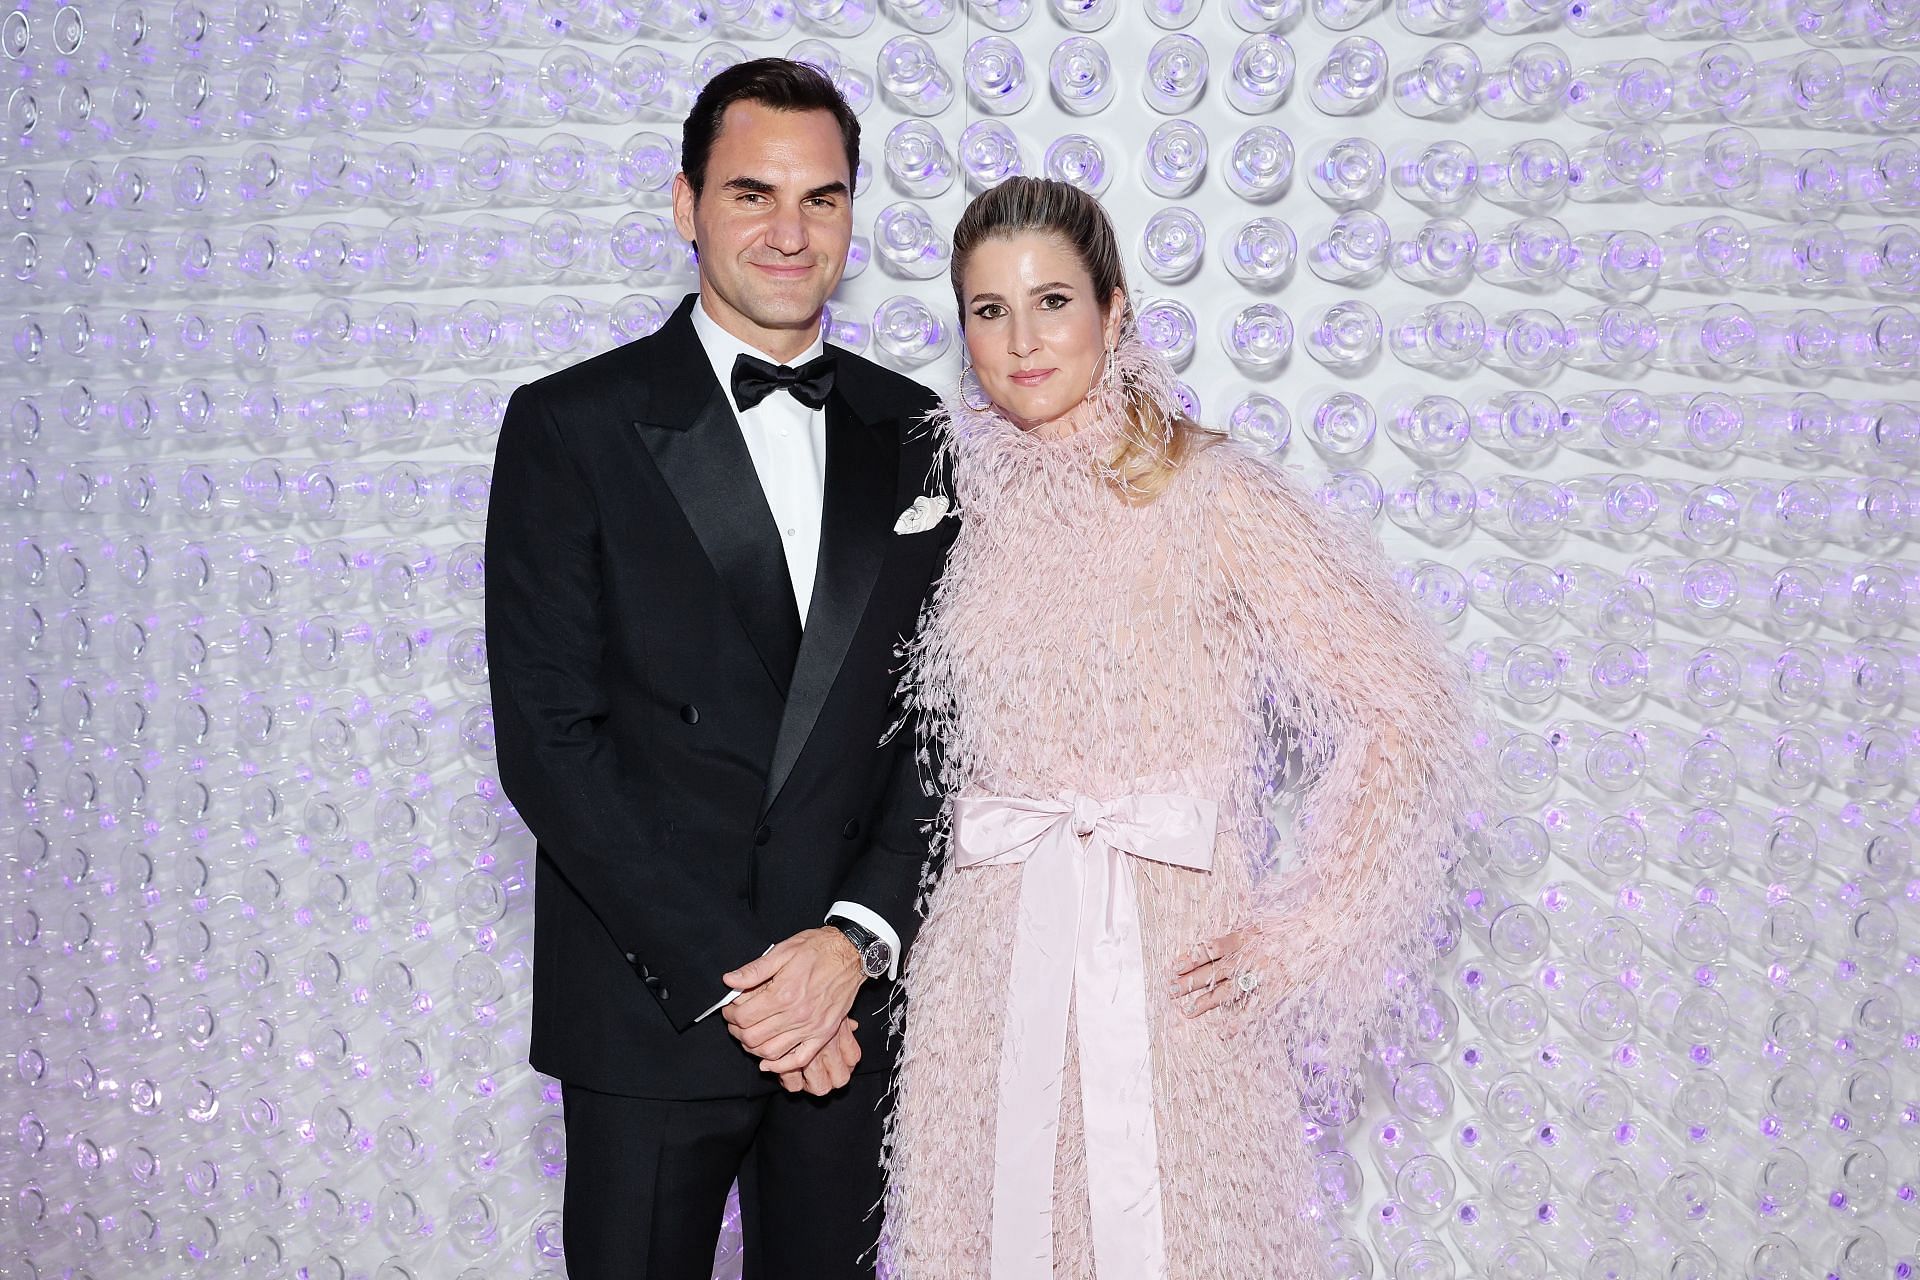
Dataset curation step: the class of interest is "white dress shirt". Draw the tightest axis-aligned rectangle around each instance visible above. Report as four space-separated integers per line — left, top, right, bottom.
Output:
687 301 902 1023
690 301 828 625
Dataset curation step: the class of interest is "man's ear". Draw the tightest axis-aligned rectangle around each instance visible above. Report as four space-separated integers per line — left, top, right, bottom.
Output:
670 172 698 250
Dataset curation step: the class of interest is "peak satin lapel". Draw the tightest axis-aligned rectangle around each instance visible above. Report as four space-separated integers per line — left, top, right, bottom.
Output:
760 388 898 815
632 385 802 697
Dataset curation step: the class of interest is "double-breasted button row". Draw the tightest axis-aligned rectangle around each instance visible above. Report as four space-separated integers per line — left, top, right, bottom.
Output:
747 820 860 844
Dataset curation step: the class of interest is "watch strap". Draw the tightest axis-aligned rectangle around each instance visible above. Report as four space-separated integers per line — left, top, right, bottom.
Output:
826 915 888 978
827 914 878 951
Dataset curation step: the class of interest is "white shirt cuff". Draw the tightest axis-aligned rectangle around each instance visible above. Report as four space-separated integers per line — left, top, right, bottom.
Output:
827 900 901 982
694 988 740 1023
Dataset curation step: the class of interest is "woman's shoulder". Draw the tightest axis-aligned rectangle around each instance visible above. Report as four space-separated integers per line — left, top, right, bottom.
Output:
1180 431 1317 517
1187 433 1396 581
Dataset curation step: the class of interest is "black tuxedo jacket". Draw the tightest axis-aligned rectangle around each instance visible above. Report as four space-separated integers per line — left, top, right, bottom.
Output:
486 293 951 1100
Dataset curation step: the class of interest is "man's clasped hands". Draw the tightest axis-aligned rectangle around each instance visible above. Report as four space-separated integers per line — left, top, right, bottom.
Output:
720 926 868 1096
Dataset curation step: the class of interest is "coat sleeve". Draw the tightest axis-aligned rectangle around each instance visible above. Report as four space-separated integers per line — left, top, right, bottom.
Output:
829 415 957 961
486 383 774 1031
833 688 947 958
1208 446 1493 1079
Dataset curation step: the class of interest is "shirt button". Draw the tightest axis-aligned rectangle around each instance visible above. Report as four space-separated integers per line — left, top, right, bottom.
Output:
784 527 796 538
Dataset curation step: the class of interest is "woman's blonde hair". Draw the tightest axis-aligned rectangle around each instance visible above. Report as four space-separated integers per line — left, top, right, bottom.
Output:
949 176 1221 502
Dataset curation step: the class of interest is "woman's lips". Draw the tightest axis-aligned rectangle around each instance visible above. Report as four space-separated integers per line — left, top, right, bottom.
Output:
1009 368 1055 386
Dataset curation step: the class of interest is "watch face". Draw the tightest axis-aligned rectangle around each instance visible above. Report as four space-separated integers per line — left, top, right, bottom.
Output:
861 941 889 978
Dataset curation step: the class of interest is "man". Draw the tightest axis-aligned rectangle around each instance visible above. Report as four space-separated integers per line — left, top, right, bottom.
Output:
485 58 949 1280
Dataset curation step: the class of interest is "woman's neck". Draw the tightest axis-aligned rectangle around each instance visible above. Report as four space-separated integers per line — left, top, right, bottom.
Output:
1014 396 1104 442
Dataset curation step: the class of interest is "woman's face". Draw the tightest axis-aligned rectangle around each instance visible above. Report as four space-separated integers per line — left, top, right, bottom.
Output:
959 232 1124 438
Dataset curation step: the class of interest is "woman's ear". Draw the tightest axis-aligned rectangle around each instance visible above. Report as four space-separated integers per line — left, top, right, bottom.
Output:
1104 288 1127 347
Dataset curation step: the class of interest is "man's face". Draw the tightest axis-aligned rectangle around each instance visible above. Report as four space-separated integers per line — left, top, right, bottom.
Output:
672 101 853 361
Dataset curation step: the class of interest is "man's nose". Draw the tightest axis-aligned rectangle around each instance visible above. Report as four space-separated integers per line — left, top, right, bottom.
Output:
765 201 808 254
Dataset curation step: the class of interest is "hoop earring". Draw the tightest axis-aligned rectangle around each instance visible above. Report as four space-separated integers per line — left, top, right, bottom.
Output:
959 354 992 413
1098 340 1121 397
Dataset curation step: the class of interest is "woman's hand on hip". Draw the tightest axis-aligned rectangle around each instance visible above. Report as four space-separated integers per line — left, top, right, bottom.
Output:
1169 930 1270 1033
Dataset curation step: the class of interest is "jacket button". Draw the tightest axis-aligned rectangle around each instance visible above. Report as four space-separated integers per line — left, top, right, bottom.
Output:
754 824 771 846
644 974 662 990
680 705 699 724
842 819 860 839
624 952 637 965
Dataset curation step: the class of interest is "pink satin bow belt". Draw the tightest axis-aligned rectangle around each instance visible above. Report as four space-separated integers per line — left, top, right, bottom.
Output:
951 789 1220 1280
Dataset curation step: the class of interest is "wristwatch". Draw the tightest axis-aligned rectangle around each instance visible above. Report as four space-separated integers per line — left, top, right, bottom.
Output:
826 915 892 980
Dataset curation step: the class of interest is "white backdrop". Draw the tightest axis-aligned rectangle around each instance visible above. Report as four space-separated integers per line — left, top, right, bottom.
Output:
2 0 1917 1275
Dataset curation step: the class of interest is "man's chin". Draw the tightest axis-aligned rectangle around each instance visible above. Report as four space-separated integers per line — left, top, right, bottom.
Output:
738 300 833 331
699 274 840 338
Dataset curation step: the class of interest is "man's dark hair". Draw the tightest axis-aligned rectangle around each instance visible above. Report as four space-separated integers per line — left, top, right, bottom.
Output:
681 58 861 198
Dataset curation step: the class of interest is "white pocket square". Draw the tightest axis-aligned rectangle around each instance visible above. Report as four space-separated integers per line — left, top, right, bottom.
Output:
893 494 951 535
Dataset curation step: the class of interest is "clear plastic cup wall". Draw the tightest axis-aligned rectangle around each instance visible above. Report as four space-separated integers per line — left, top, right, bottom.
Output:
2 1 1919 1277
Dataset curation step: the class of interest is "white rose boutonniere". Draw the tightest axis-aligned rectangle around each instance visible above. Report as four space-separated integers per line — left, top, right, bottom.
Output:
893 494 952 535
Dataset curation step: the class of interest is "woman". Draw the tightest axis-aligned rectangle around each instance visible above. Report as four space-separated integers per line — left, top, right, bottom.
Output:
879 176 1490 1278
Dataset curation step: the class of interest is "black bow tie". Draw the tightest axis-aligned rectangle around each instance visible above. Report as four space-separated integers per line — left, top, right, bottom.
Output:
730 351 837 412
